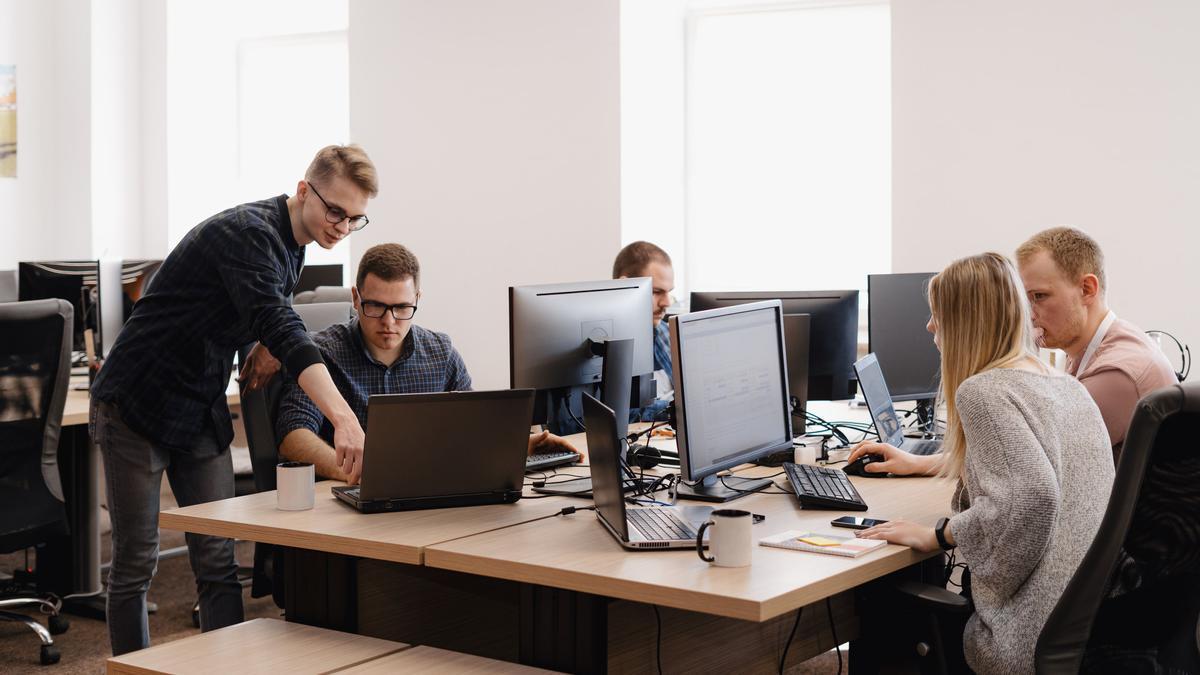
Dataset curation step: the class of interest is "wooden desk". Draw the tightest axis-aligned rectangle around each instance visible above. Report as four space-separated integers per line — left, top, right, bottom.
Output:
158 481 575 566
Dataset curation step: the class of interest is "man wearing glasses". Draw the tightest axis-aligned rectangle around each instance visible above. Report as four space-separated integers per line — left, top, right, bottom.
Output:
275 243 577 481
90 145 376 655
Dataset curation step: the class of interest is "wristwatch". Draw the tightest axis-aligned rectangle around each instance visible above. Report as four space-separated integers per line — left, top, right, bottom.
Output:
935 517 956 551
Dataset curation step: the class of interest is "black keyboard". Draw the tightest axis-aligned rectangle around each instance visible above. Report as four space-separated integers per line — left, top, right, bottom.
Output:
782 462 868 511
525 450 581 472
628 508 696 541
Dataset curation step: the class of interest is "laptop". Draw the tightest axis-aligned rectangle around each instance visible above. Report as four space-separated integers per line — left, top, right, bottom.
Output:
853 354 941 456
332 389 535 513
583 393 712 550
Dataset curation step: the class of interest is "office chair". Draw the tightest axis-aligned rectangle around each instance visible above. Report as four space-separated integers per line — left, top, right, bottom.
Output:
0 269 16 303
1035 381 1200 674
883 382 1200 674
0 299 74 665
294 286 353 305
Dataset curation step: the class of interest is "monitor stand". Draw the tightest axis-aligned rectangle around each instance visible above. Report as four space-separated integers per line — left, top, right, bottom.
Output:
676 474 771 503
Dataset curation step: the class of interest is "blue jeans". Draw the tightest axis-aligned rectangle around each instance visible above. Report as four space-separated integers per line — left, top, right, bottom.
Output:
93 401 244 655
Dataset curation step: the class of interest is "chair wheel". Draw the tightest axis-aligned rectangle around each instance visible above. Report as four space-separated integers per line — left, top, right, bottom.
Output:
48 614 70 635
40 644 60 665
191 605 200 628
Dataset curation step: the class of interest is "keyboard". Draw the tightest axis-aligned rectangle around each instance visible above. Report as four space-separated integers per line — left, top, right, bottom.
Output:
525 450 582 473
628 508 696 541
904 439 942 456
782 462 868 511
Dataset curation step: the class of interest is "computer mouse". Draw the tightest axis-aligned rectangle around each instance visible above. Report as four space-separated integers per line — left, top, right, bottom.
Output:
843 454 888 478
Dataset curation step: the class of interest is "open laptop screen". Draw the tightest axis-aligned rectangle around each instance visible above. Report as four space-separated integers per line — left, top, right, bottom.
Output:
854 353 905 447
582 393 629 541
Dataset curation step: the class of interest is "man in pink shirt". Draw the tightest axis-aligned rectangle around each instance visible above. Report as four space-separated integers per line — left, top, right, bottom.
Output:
1016 227 1177 461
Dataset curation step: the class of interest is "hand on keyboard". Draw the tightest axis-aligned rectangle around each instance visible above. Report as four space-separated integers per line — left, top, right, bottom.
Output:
528 430 583 461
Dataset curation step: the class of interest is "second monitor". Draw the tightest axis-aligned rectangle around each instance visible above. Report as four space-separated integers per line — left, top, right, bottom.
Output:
509 278 655 439
691 289 858 404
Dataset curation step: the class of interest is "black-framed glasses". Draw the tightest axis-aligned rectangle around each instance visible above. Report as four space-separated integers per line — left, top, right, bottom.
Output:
307 181 369 231
360 301 417 320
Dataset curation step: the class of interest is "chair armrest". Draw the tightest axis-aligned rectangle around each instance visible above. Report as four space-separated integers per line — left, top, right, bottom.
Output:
893 580 972 614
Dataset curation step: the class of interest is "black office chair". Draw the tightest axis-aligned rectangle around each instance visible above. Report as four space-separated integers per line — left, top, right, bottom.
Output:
1036 381 1200 674
885 382 1200 675
0 299 74 665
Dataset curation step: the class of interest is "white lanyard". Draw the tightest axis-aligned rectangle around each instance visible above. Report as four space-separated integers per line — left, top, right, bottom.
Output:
1077 311 1117 374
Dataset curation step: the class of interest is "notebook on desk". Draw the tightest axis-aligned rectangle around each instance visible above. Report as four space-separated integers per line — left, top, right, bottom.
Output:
332 389 534 513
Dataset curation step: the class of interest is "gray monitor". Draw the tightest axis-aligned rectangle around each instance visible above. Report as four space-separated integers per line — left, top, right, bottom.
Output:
670 300 794 502
509 278 654 435
867 273 939 402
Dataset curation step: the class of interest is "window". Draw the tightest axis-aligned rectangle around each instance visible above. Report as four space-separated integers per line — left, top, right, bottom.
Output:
685 1 891 307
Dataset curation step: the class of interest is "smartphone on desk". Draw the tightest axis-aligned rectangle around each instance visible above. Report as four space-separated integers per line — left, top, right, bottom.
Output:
831 516 888 530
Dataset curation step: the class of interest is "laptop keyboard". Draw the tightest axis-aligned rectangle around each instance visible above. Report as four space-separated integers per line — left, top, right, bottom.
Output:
525 450 581 472
342 487 360 498
905 439 942 456
783 462 868 511
628 508 696 541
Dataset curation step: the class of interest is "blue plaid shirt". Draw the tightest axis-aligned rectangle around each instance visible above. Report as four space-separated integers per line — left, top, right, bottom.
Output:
275 318 472 444
91 195 323 452
634 319 673 422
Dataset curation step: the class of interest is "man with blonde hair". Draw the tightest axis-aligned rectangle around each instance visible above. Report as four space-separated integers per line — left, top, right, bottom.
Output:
1016 226 1176 459
91 144 377 654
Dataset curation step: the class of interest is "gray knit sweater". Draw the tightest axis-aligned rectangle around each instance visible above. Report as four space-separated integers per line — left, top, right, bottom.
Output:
948 369 1114 675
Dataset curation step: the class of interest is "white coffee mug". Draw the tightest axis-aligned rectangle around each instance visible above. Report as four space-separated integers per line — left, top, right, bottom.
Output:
695 509 753 567
276 461 315 511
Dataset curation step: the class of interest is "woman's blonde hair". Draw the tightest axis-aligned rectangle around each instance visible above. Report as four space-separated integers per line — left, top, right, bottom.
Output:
928 252 1041 480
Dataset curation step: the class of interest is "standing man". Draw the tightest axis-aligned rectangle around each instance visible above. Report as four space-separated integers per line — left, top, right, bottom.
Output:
612 241 675 421
1016 226 1177 460
90 145 377 655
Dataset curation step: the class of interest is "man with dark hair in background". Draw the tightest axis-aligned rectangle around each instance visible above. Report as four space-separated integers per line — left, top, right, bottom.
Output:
612 241 675 421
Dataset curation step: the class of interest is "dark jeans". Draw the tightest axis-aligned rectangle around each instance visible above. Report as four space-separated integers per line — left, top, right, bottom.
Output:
93 401 244 655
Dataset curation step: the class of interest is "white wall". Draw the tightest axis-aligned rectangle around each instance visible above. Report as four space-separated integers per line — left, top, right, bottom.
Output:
349 0 622 390
0 0 93 270
893 0 1200 354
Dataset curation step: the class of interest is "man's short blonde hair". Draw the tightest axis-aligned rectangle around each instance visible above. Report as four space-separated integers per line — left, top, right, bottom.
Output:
1015 226 1106 291
305 144 379 198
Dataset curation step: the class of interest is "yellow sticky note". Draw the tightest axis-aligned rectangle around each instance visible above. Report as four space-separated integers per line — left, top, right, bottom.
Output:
797 535 841 547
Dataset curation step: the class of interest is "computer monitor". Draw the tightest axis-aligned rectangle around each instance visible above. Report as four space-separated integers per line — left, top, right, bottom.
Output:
690 290 859 402
670 300 794 502
867 273 939 402
295 264 344 294
509 278 654 439
99 259 163 358
18 261 102 360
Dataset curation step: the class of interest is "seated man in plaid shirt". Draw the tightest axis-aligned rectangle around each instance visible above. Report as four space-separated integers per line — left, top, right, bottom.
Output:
276 243 577 482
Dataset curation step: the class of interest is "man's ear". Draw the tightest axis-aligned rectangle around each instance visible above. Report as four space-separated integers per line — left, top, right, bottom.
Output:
1079 274 1101 304
351 285 361 310
296 180 308 200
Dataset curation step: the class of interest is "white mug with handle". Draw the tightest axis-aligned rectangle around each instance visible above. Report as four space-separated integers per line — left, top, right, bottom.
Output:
695 509 753 567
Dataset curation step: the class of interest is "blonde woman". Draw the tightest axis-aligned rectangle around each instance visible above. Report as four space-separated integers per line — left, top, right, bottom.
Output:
849 252 1113 674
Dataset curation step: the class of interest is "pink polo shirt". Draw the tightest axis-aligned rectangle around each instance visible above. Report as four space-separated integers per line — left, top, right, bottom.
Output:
1067 315 1178 461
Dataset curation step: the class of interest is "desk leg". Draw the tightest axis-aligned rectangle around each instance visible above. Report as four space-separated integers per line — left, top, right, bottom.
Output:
519 584 608 674
281 546 357 631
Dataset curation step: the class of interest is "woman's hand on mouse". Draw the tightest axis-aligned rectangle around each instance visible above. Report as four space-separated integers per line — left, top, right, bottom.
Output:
847 441 937 476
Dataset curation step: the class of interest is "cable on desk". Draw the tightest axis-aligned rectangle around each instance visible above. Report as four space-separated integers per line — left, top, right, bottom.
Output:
826 596 843 675
779 605 804 674
718 474 790 495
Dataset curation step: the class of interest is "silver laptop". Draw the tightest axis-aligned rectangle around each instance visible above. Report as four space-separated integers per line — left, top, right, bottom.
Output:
583 393 711 549
854 354 941 455
332 389 534 513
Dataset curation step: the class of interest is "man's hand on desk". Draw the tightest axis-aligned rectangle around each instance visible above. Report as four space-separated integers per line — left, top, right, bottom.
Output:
238 343 281 392
856 519 939 553
528 430 582 460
